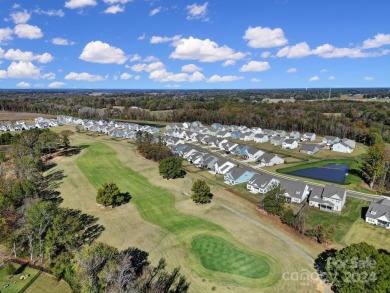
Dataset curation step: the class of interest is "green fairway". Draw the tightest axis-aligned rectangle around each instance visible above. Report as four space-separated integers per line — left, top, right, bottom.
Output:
76 142 275 285
192 235 270 279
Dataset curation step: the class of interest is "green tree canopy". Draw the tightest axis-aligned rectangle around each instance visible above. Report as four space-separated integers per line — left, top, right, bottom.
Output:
258 184 286 216
191 179 213 204
362 144 386 188
158 156 183 179
96 182 129 207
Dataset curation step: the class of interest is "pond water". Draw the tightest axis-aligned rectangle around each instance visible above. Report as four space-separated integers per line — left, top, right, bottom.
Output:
288 163 349 184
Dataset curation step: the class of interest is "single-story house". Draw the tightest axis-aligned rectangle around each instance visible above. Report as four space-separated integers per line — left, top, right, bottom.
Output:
224 167 255 185
309 185 346 212
322 136 340 145
301 133 316 141
274 130 287 138
244 132 255 141
332 142 354 153
214 158 236 175
300 144 321 155
247 173 279 194
365 198 390 229
231 144 250 156
258 153 284 166
282 139 298 149
254 134 269 143
270 136 285 146
244 147 264 162
289 131 301 140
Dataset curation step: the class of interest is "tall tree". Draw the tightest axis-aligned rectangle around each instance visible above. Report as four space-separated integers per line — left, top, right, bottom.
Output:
191 179 213 204
362 144 386 188
158 156 183 179
258 184 286 216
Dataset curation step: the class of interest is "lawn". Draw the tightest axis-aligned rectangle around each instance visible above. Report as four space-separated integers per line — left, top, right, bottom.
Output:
0 263 39 293
192 235 270 279
24 272 72 293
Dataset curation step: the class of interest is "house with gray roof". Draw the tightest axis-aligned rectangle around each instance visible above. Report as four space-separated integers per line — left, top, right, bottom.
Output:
365 198 390 229
289 131 301 140
254 134 269 143
300 143 321 155
224 167 255 185
257 153 284 166
322 136 340 145
247 173 279 194
214 158 236 175
270 136 285 146
282 139 298 149
301 133 316 141
244 147 264 162
274 130 287 138
280 180 309 204
309 185 346 212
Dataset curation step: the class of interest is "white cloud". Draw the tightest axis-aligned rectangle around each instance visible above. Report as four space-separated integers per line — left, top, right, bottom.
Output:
14 24 43 39
0 28 13 44
149 7 161 16
7 61 41 79
4 49 53 64
181 64 202 73
363 33 390 49
42 72 56 80
149 69 188 82
16 81 31 88
364 76 374 81
207 75 243 82
138 33 146 41
33 8 65 17
186 2 208 21
143 56 158 62
276 42 312 58
286 67 297 73
52 37 75 46
120 72 132 80
150 35 181 44
79 41 127 64
261 51 271 58
309 75 319 81
0 48 4 58
328 75 336 80
188 71 205 82
243 26 288 48
0 70 7 79
222 60 236 67
239 61 270 72
128 54 141 62
65 72 105 82
170 36 245 62
104 5 124 14
320 68 328 73
251 78 262 83
134 75 140 80
48 82 66 88
11 10 31 24
103 0 130 3
131 61 165 72
64 0 97 9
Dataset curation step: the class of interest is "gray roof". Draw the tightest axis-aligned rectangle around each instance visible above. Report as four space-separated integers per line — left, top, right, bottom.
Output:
342 138 356 149
365 198 390 221
283 139 296 144
322 185 346 200
248 173 277 188
246 147 261 155
300 143 320 153
258 152 277 163
280 180 307 200
226 166 255 181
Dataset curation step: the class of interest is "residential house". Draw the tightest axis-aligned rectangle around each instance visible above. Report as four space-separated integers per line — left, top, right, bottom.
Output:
254 134 269 143
251 127 263 134
231 131 243 140
300 144 321 155
216 131 231 138
231 144 249 156
247 173 279 194
322 136 340 146
280 180 309 204
282 139 298 149
365 198 390 229
258 153 284 166
224 167 255 185
332 142 354 153
244 132 255 141
220 141 238 153
214 158 236 174
201 155 220 170
211 123 222 130
263 129 275 137
244 147 264 162
274 130 287 138
301 133 316 141
289 131 301 140
309 185 346 212
270 136 285 146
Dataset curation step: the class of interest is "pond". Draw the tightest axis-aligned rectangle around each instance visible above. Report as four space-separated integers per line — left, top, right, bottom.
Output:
288 163 349 184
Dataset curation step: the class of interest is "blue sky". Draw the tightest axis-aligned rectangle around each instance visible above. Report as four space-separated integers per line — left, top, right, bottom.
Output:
0 0 390 89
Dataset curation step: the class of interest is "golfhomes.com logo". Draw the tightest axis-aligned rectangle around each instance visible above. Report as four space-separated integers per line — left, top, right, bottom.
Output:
282 257 377 286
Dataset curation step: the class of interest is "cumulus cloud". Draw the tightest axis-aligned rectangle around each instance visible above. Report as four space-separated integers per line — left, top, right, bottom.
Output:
363 33 390 49
222 60 236 67
120 72 132 80
309 75 319 81
0 48 4 58
17 81 31 88
276 42 312 58
149 7 161 16
207 75 243 82
239 61 270 72
143 56 158 62
6 61 41 79
48 81 66 88
4 49 53 64
149 69 188 82
364 76 374 81
14 24 43 39
261 51 271 58
0 28 14 44
52 37 75 46
64 0 97 9
0 70 7 79
129 54 141 62
328 75 336 80
287 68 297 73
251 78 262 83
79 41 127 64
187 71 205 82
186 2 208 21
11 10 31 24
138 33 146 41
65 72 105 81
181 64 203 73
103 0 130 3
243 26 288 48
42 72 56 80
150 35 181 44
33 8 65 17
131 61 165 72
170 36 245 62
104 5 124 14
134 75 140 80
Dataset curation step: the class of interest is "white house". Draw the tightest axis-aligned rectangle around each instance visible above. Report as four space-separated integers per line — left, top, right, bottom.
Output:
247 173 279 194
244 147 264 162
258 153 284 166
309 185 346 212
332 142 354 153
254 134 269 143
244 132 255 141
300 144 321 155
289 131 300 140
282 139 298 149
365 198 390 229
214 158 236 175
280 180 309 204
301 133 316 141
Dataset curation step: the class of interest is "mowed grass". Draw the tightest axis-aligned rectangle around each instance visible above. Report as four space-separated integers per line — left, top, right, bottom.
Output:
192 236 270 279
76 142 277 287
24 272 72 293
0 263 39 293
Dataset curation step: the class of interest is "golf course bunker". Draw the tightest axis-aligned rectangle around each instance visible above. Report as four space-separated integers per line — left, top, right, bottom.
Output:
191 235 271 279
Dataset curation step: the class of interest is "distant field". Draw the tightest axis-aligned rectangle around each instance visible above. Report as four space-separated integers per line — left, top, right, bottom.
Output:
0 111 55 121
